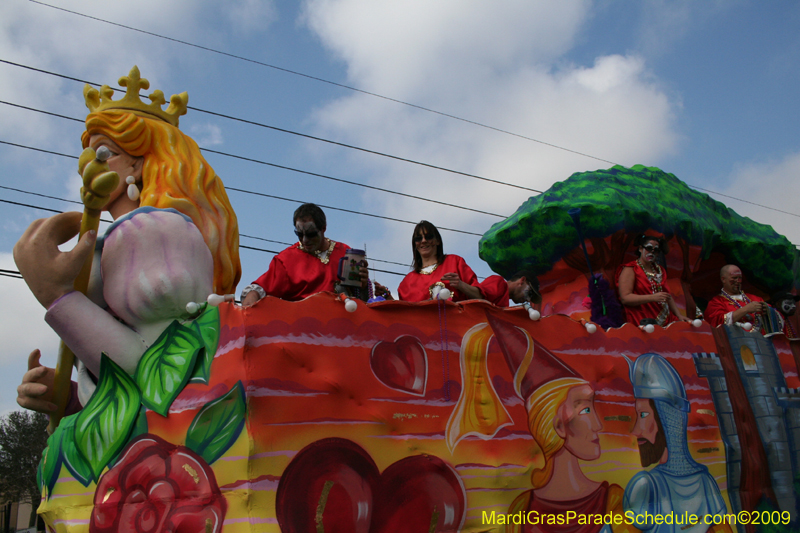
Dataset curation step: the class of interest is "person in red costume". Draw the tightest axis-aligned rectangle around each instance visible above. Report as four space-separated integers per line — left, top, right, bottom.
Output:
617 235 691 327
485 314 634 533
479 269 542 307
241 203 368 305
705 265 770 333
383 220 482 302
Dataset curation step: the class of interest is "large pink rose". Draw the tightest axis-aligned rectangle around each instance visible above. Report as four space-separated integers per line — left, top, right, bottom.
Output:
90 434 227 533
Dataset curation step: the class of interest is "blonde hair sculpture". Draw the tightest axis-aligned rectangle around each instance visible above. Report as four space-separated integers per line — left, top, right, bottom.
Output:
526 376 589 489
81 110 241 294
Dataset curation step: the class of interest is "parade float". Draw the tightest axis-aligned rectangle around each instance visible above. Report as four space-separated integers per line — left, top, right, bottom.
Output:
17 68 800 533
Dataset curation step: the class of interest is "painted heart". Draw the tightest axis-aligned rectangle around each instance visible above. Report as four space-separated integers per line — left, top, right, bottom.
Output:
372 454 466 533
275 438 379 533
276 439 466 533
370 336 428 396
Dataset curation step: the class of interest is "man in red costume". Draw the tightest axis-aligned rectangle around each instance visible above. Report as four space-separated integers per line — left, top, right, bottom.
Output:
705 264 769 333
241 203 368 305
479 270 541 307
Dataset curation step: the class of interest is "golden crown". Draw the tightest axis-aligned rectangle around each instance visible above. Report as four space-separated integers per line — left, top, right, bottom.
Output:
83 66 188 127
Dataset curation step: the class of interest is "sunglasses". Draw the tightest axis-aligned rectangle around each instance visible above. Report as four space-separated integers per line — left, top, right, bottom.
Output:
414 233 435 242
642 244 660 253
295 229 319 240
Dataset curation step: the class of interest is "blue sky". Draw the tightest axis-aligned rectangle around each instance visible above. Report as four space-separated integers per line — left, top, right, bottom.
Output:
1 0 799 415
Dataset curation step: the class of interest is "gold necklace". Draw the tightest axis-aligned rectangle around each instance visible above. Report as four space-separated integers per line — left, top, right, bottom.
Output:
298 239 336 264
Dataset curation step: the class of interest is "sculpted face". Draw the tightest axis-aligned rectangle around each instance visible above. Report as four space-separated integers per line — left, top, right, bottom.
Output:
555 384 603 461
721 265 743 294
632 398 667 467
295 216 325 254
779 298 797 317
88 134 143 218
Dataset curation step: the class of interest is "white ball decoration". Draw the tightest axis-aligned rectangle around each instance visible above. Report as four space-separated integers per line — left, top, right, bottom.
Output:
585 323 597 334
742 322 753 331
692 319 703 328
185 302 200 314
438 288 452 300
528 308 541 321
344 299 358 312
207 294 225 306
644 324 655 334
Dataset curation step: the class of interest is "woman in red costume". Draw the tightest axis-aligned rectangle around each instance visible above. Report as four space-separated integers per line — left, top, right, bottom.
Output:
394 220 483 302
616 235 690 327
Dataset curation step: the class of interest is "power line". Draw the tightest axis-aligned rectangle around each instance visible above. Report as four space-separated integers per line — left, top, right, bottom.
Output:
0 59 542 194
0 139 483 236
26 0 618 167
0 98 507 217
0 269 23 279
0 191 412 275
3 63 798 222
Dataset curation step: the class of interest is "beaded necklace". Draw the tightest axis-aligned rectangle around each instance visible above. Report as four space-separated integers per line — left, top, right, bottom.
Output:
297 238 336 264
637 259 669 325
719 289 762 332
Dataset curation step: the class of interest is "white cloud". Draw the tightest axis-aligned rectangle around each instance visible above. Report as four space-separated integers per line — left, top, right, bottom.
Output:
302 0 681 275
189 123 224 147
0 254 61 416
720 152 800 247
225 0 278 34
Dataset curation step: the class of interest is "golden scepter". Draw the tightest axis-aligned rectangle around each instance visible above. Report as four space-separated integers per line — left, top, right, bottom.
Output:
48 145 120 433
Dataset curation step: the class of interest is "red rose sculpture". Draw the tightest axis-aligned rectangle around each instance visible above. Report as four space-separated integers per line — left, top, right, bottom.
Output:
90 434 227 533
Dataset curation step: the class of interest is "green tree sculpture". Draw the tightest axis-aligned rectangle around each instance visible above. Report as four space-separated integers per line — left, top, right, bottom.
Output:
479 165 798 299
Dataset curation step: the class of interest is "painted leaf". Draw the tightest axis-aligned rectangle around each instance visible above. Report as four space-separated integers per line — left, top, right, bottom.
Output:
40 415 67 498
189 306 221 384
135 320 203 416
75 354 141 483
185 381 246 464
60 414 94 487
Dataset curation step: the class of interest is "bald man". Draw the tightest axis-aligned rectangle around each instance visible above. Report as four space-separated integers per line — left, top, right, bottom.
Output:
705 264 769 334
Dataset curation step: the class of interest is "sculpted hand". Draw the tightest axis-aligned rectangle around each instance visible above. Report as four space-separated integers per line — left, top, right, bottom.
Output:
13 211 97 309
17 349 57 413
78 147 120 210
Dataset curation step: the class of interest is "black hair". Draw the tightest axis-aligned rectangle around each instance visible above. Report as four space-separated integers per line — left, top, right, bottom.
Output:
632 234 668 258
411 220 445 273
293 203 326 232
508 269 541 303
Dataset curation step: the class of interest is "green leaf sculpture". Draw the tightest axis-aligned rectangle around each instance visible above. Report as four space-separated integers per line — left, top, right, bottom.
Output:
185 381 246 465
59 414 94 487
135 320 203 416
39 430 61 498
74 354 141 483
189 306 221 384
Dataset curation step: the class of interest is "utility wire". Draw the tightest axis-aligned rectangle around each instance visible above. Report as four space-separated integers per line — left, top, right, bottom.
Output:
2 62 798 221
0 99 507 217
0 59 541 194
0 191 412 275
0 139 483 236
27 0 618 167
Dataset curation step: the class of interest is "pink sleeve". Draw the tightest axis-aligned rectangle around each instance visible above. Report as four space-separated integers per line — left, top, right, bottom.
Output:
46 291 147 376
